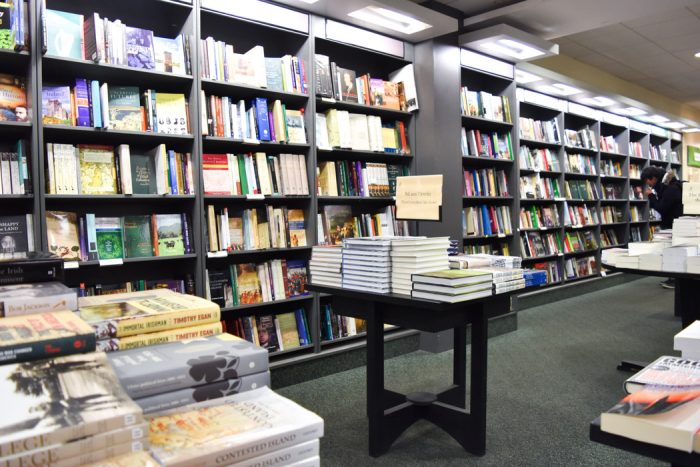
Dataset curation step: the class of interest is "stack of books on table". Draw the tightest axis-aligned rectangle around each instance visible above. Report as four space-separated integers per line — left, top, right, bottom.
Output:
340 238 392 293
0 353 149 466
77 289 223 352
601 247 629 266
411 269 493 303
672 217 700 246
675 321 700 359
147 386 323 466
471 266 525 294
108 333 270 415
390 237 450 295
662 245 698 272
309 245 342 287
523 269 547 287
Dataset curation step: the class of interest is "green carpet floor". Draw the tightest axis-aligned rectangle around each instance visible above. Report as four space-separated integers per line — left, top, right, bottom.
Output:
277 277 679 466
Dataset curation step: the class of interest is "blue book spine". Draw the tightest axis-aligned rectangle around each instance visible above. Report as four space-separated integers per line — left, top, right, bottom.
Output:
254 97 271 141
85 213 98 260
324 305 334 340
480 205 492 236
90 80 102 128
294 309 308 346
74 79 91 127
167 150 178 194
181 213 192 254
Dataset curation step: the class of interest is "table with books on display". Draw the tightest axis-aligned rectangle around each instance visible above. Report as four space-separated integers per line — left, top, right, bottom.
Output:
307 236 530 457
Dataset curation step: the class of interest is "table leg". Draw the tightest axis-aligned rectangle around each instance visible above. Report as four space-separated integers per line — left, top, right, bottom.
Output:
437 325 467 408
468 307 488 455
676 278 700 328
366 303 385 457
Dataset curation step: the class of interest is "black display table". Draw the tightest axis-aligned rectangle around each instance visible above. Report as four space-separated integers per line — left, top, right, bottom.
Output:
307 283 511 457
590 417 700 467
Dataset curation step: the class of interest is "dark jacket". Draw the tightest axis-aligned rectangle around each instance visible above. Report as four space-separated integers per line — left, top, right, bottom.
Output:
649 175 683 229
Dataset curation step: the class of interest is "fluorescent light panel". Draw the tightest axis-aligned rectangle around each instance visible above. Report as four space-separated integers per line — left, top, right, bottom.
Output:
296 0 319 3
683 128 700 133
481 38 545 60
579 96 616 107
613 106 647 116
460 24 558 63
639 114 670 123
661 121 687 129
348 6 431 35
537 83 583 96
515 69 542 84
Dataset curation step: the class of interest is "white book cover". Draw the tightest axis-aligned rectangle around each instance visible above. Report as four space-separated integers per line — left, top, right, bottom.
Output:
118 144 132 195
348 113 370 151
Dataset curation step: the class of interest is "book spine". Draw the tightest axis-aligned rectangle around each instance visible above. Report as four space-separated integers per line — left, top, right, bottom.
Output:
73 79 91 127
0 332 96 365
96 321 223 352
78 216 88 262
85 213 98 260
0 261 64 286
92 307 221 338
181 213 192 254
2 292 78 317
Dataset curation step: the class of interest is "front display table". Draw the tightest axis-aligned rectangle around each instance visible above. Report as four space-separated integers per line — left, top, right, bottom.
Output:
306 283 511 457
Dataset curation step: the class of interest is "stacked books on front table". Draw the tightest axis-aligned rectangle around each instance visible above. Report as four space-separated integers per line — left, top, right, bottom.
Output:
340 238 392 293
600 247 629 267
108 333 270 415
663 245 697 273
147 386 323 466
523 269 547 287
77 289 223 352
675 321 700 359
624 355 700 394
0 353 148 466
411 269 493 303
672 217 700 246
309 245 342 287
471 267 525 294
0 280 76 316
390 237 450 295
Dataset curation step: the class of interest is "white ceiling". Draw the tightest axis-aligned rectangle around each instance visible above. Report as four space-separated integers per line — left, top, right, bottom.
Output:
414 0 700 108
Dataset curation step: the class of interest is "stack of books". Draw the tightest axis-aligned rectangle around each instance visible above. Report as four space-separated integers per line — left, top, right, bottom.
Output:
309 245 342 287
411 269 493 303
77 289 223 352
0 353 148 465
108 333 270 415
341 238 392 293
639 253 664 271
390 237 450 295
148 386 323 466
687 257 700 274
662 245 698 273
449 254 491 269
523 269 547 287
672 217 700 246
601 247 630 266
675 322 700 359
471 266 525 294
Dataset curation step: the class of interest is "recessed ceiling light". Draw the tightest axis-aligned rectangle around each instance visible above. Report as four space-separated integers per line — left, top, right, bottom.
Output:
515 69 542 84
683 127 700 133
661 121 687 129
294 0 319 3
695 51 700 58
579 96 616 107
537 83 583 96
612 106 647 116
459 24 558 63
481 39 545 60
639 114 670 123
348 6 431 35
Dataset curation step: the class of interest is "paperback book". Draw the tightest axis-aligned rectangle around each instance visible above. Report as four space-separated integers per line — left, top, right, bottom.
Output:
0 281 77 317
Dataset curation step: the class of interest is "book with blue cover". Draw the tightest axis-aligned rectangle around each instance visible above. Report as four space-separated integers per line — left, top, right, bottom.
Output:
45 9 83 59
74 78 90 127
254 97 271 141
125 26 155 70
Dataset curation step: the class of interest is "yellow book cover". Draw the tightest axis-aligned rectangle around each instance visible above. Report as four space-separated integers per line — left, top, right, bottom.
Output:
78 145 117 194
276 312 300 350
381 127 397 151
234 263 262 305
287 209 306 247
325 108 340 148
78 289 220 338
155 93 189 135
96 322 223 352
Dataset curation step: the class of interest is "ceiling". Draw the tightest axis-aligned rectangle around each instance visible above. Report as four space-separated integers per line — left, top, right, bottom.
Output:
414 0 700 110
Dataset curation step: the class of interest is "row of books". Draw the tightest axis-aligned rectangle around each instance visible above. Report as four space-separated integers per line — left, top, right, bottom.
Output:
520 174 561 200
45 210 192 261
601 229 621 247
460 87 512 122
519 146 560 172
75 276 196 296
317 160 407 197
600 159 623 177
225 309 312 353
600 135 620 153
629 164 643 178
564 203 598 227
0 140 31 194
314 55 417 112
202 152 309 196
0 73 27 122
461 128 513 160
44 9 191 74
566 153 596 175
602 183 624 200
563 229 598 253
519 205 559 230
629 141 644 158
42 81 189 134
649 146 680 163
519 117 560 143
520 230 562 258
206 205 307 253
46 143 193 195
464 242 511 256
318 205 408 245
317 109 410 154
564 128 596 150
205 259 308 307
320 303 366 341
463 168 509 197
200 40 307 93
564 179 600 200
462 205 513 238
0 0 26 50
630 205 644 222
531 260 562 284
201 94 306 143
565 255 597 279
631 225 645 242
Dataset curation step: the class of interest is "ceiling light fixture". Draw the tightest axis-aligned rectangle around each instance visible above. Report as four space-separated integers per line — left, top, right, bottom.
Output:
695 51 700 58
514 69 542 84
639 114 670 123
613 106 647 116
459 24 558 63
293 0 319 3
683 127 700 133
537 83 583 96
579 96 616 107
661 121 687 129
348 6 431 35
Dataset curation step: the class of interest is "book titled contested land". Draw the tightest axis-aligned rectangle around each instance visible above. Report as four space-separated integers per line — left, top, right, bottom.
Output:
0 353 143 457
78 289 220 339
148 387 323 466
0 310 96 364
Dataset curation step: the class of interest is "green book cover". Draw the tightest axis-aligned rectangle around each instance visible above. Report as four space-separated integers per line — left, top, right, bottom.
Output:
0 2 13 50
108 86 142 131
155 214 184 256
95 217 124 260
130 154 157 194
123 215 153 258
45 9 83 59
237 154 249 195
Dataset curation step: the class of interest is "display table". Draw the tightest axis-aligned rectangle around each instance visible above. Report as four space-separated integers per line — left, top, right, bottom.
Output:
306 283 511 457
590 417 700 467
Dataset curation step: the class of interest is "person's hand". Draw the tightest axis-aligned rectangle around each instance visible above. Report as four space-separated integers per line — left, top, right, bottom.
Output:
644 187 653 196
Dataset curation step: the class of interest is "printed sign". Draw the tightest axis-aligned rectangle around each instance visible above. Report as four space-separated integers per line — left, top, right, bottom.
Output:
395 175 443 221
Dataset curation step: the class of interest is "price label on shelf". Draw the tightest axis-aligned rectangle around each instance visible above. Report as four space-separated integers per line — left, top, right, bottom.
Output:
557 253 564 256
99 259 123 267
321 97 336 103
207 251 228 258
64 262 79 269
243 138 260 145
246 193 265 200
498 233 506 238
554 197 566 201
601 271 607 277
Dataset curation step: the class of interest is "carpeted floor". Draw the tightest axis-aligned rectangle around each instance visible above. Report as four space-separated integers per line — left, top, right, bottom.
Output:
278 277 679 466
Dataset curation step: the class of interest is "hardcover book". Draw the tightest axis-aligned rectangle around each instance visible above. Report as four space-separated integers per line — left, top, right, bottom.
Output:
96 321 223 352
74 78 90 126
77 289 220 338
155 93 188 135
135 372 270 415
107 86 143 131
337 67 358 103
129 153 157 194
0 73 27 121
45 9 84 59
0 281 77 317
0 310 95 365
0 214 31 258
78 145 117 194
264 57 284 91
285 260 308 297
0 252 64 286
0 353 143 457
125 26 155 70
287 209 307 247
41 86 72 125
95 217 124 260
256 315 280 352
322 205 354 245
235 263 262 305
123 215 154 258
153 35 186 74
45 211 81 261
108 333 268 398
285 110 307 144
147 387 324 466
155 214 185 256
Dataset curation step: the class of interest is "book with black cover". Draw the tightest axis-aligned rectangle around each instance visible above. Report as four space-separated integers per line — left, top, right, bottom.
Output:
0 252 64 285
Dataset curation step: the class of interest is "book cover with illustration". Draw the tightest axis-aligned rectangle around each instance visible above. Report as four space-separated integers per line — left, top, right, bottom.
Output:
234 263 262 305
336 67 358 103
0 310 95 365
0 353 143 457
78 145 117 194
0 2 13 50
625 356 700 394
153 36 186 74
255 315 280 352
95 217 124 260
125 26 155 70
284 109 306 144
155 93 188 135
107 86 143 132
322 205 354 245
45 211 81 261
227 215 244 250
0 215 31 258
123 216 153 258
0 73 27 122
155 214 185 256
77 289 220 339
287 209 306 247
0 281 77 317
285 260 308 297
41 86 71 125
129 153 157 194
96 322 223 353
44 9 84 59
